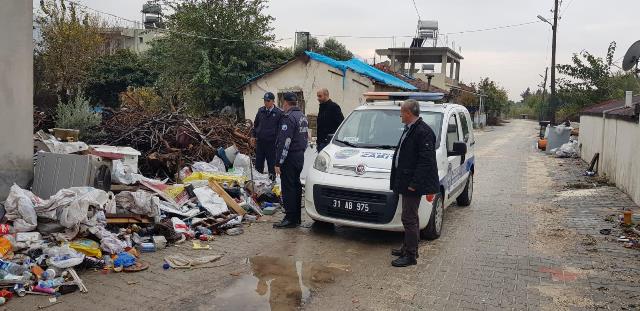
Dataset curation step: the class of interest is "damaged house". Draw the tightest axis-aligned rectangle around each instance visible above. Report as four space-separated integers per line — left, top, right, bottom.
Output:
241 51 418 135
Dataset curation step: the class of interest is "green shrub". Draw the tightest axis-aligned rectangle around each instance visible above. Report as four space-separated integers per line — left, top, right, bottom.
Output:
55 91 101 139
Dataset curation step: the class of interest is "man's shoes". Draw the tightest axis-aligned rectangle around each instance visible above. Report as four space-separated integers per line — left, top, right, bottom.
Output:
273 219 300 229
391 248 419 258
391 256 417 267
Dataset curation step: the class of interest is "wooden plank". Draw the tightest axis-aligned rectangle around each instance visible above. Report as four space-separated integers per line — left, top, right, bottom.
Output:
208 180 246 216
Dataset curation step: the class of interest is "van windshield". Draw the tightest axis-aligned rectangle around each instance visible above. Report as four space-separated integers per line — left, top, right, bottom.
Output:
333 109 443 149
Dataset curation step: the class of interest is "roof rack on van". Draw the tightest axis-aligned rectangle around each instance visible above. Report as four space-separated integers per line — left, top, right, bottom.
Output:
363 92 445 103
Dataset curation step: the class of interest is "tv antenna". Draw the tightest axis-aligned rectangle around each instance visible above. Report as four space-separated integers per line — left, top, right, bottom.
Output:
622 40 640 78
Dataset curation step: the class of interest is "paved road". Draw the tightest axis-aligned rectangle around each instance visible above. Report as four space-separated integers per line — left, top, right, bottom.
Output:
9 120 640 311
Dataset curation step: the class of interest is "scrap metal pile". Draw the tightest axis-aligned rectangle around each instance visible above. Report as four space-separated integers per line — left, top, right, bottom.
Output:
89 105 255 179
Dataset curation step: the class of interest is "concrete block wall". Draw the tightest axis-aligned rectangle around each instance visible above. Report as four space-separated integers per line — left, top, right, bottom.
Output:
580 115 640 205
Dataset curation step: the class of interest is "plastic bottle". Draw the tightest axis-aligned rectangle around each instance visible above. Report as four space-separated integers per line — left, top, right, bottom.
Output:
38 277 64 289
0 260 26 275
103 256 113 270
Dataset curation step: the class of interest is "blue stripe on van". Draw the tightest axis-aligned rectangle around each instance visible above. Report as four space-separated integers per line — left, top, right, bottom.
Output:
440 156 475 191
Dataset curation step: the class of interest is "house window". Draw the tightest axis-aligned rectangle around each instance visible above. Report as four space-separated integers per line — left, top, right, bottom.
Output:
139 37 144 44
277 91 305 114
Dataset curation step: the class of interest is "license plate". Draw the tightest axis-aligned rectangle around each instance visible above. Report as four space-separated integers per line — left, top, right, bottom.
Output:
331 199 371 213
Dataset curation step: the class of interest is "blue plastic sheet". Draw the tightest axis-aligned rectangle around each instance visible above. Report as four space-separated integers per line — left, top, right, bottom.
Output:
114 252 136 268
305 51 417 91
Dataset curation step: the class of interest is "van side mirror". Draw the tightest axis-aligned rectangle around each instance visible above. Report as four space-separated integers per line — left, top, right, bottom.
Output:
448 141 467 164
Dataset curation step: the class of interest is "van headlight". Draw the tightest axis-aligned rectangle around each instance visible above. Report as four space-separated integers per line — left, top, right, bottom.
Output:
313 152 330 172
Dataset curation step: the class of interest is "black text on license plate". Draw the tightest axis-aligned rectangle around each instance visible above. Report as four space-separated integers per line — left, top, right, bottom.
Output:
331 199 370 213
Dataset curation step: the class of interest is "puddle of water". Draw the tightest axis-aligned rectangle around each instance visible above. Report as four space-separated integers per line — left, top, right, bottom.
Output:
214 256 349 311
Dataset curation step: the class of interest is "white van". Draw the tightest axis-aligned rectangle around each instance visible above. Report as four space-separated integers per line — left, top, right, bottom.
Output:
305 92 475 239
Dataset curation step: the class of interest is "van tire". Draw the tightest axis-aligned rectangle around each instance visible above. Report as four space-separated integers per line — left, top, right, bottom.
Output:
456 173 473 206
421 193 443 240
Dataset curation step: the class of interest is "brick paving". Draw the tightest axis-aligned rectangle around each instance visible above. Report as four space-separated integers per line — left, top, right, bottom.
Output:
6 120 640 311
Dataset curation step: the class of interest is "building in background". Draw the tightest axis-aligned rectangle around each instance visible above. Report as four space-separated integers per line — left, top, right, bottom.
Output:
100 27 163 54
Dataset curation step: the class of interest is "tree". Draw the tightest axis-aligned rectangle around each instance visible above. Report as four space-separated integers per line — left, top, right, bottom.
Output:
556 42 640 119
36 0 104 101
476 78 509 119
145 0 292 114
318 38 353 60
85 49 156 107
294 36 353 60
520 87 532 101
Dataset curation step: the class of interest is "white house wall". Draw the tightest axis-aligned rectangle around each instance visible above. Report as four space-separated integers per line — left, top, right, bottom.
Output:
581 115 640 205
243 58 375 122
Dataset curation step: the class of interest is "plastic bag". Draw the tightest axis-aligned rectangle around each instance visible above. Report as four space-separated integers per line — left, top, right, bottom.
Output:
68 239 102 258
171 217 189 233
4 184 40 232
115 190 160 218
233 154 251 178
0 237 12 257
45 245 85 268
209 156 227 172
192 161 222 173
193 187 228 216
88 225 125 255
113 252 136 268
555 140 580 158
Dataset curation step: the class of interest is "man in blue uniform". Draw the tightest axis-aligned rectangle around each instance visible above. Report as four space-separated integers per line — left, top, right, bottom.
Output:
273 92 309 229
251 92 283 180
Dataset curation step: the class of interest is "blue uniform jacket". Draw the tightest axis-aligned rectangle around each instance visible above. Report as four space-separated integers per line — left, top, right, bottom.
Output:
275 106 309 166
251 106 283 143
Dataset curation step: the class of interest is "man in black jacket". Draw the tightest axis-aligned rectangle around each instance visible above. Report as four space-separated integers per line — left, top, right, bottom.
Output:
389 99 440 267
251 92 283 180
316 88 344 152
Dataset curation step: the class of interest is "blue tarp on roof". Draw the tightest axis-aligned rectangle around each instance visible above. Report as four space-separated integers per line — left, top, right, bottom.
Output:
305 51 417 91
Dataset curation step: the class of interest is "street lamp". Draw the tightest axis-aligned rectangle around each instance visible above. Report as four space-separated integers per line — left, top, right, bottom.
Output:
537 15 552 26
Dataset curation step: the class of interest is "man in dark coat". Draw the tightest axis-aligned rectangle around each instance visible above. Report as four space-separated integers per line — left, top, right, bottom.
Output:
273 92 309 229
251 92 283 180
389 99 440 267
316 88 344 152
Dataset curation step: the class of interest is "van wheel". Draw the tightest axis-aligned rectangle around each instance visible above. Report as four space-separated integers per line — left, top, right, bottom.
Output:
456 173 473 206
421 194 443 240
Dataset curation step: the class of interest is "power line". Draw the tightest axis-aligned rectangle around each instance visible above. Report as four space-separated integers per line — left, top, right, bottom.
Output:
43 0 291 44
314 20 543 40
560 0 575 17
442 20 542 35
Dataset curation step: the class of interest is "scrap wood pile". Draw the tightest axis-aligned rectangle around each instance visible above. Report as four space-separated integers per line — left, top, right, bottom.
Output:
88 104 255 178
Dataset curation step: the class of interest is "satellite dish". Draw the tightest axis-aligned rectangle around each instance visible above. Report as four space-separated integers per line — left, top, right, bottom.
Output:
622 40 640 71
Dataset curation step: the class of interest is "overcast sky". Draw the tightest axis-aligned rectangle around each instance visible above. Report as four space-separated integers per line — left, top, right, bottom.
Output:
37 0 640 101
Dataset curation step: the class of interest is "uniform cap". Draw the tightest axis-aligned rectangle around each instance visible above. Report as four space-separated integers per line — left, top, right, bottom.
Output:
263 92 275 101
283 92 297 102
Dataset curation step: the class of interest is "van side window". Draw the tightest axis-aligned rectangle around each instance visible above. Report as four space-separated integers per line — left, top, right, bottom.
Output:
446 114 459 152
458 112 470 143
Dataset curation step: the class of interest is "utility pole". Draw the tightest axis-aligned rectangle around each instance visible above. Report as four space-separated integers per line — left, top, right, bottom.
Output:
550 0 559 124
539 67 548 121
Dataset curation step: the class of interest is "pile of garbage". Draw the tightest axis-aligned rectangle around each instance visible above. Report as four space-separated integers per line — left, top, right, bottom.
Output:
0 127 281 307
87 104 255 179
603 210 640 250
